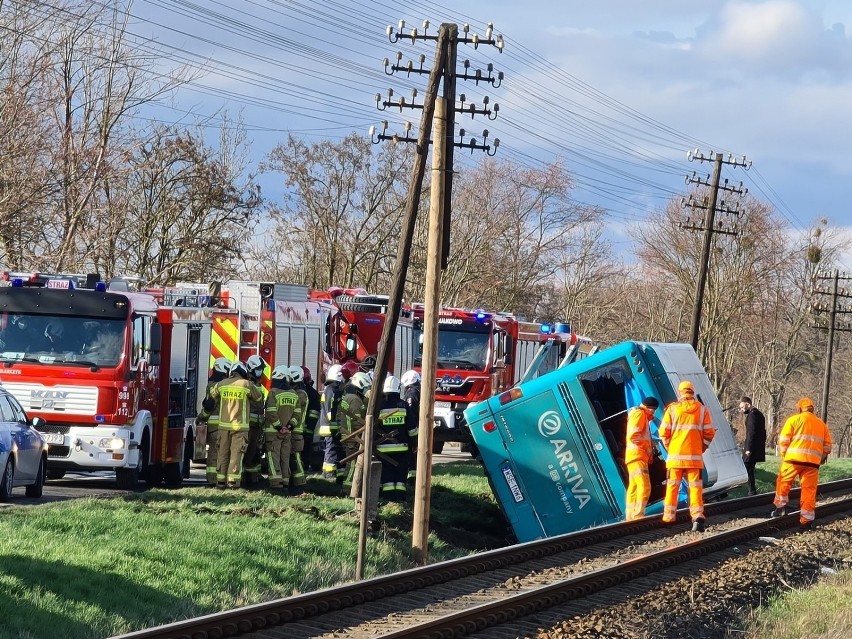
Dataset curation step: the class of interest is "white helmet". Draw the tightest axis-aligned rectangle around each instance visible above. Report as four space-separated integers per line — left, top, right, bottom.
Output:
229 361 248 378
383 375 402 395
401 370 420 387
213 357 232 374
271 364 291 381
325 363 343 383
246 354 266 377
288 365 304 383
351 371 371 391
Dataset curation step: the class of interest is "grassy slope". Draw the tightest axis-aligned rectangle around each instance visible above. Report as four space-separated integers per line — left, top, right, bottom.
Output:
2 455 851 639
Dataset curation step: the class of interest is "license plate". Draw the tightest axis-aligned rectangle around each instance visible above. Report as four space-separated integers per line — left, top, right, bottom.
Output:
501 464 524 503
434 401 452 411
40 432 64 445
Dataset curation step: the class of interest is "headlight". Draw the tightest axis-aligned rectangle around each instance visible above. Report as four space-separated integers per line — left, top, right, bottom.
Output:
98 437 126 450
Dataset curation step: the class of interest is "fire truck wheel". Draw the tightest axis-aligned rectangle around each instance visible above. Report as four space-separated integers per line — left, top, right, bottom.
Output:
334 294 388 312
25 456 46 498
47 469 66 480
116 432 150 490
432 441 445 455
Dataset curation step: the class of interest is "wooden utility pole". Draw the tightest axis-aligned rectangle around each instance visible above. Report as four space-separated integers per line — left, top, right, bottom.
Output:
688 152 723 350
683 149 750 351
811 269 852 425
355 25 449 581
412 96 446 563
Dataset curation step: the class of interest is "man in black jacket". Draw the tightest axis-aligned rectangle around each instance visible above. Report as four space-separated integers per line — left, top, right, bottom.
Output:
739 396 766 495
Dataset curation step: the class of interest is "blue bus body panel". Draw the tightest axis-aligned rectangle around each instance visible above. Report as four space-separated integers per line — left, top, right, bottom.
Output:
465 341 747 543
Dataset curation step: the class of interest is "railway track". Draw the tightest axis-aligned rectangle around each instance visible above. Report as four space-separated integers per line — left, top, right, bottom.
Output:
113 479 852 639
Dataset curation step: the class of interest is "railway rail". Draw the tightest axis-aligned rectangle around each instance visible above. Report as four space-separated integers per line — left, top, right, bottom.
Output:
113 479 852 639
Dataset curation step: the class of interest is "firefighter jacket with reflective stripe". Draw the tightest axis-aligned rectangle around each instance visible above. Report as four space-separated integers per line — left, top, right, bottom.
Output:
338 388 366 436
249 384 267 430
318 383 341 436
198 380 221 430
265 388 298 433
376 399 409 454
292 387 308 434
403 384 421 439
304 383 321 434
210 376 264 431
624 406 654 465
778 410 832 466
660 399 715 468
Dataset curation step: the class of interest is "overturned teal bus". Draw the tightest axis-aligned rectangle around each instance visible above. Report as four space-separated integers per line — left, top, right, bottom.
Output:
463 341 747 542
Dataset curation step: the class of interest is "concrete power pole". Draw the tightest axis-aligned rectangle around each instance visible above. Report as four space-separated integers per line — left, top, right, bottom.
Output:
811 269 852 425
682 149 751 351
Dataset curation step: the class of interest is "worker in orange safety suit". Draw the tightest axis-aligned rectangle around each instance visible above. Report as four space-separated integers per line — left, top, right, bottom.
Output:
770 398 832 529
624 396 660 521
659 380 716 532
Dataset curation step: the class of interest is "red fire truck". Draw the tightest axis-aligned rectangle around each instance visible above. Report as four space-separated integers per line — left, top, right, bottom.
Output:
0 272 214 488
400 306 594 452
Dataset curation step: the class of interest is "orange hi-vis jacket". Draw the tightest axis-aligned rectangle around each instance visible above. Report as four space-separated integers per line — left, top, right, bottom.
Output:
778 411 832 466
624 406 654 465
660 398 715 469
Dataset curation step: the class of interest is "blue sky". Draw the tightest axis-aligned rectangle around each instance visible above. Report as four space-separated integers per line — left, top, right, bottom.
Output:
130 0 852 264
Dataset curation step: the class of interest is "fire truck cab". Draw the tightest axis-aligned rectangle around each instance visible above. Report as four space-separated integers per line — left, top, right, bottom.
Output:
0 271 212 488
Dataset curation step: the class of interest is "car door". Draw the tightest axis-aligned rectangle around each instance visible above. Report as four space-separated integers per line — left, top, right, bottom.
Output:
0 394 35 482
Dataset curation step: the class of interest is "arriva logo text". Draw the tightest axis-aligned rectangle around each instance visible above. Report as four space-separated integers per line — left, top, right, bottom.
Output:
550 439 591 509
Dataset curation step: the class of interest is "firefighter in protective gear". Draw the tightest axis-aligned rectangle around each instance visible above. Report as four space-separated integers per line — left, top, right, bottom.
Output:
206 361 263 488
243 354 268 486
196 357 231 486
301 366 322 470
341 371 370 497
376 375 411 501
624 397 660 521
659 380 716 531
400 370 421 484
264 365 298 491
288 365 309 494
318 364 344 481
771 398 832 527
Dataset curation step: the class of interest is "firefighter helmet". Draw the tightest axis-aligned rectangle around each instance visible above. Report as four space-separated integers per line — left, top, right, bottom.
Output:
271 364 291 381
229 361 248 379
213 357 232 374
340 361 359 380
325 364 343 383
246 354 266 377
383 375 402 395
288 365 304 384
401 370 420 387
351 371 371 391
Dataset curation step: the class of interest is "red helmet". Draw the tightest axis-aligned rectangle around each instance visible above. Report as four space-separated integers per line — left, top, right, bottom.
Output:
300 365 312 382
340 361 359 380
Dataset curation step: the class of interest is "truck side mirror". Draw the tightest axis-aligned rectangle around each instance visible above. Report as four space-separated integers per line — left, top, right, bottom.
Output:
504 336 513 365
148 322 162 366
345 335 357 358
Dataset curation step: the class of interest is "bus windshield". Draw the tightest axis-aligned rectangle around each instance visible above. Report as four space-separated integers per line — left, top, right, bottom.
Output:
0 313 126 368
413 325 491 370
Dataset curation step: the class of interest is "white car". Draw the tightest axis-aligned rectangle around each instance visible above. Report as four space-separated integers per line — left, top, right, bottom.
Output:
0 386 48 501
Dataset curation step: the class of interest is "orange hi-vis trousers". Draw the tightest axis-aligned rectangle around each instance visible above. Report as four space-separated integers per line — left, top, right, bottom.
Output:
774 461 819 524
625 460 651 521
662 467 704 523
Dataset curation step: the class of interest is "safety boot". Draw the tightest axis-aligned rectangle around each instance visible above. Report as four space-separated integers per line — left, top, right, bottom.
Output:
691 518 706 533
770 506 788 518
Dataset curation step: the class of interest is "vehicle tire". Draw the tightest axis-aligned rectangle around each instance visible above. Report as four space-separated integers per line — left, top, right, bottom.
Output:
25 456 46 498
432 440 445 455
335 294 388 313
0 458 13 501
460 441 481 459
116 432 149 490
47 469 66 480
164 435 192 487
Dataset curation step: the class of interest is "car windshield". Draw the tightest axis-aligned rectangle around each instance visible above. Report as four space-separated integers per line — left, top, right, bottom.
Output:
0 313 125 368
413 326 490 370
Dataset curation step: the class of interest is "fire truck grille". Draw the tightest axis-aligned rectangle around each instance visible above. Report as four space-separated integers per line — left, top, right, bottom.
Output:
38 424 71 435
47 446 71 458
435 379 477 399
